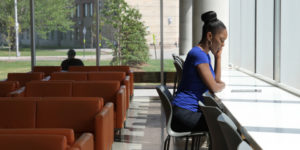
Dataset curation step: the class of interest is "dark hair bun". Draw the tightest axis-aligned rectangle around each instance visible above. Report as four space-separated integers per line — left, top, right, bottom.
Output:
201 11 218 24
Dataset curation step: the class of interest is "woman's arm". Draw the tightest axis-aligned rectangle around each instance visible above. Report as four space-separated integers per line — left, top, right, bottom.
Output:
213 49 223 83
197 63 225 93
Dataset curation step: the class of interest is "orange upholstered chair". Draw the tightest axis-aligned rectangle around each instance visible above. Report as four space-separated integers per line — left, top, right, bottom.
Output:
24 80 73 97
72 81 126 129
69 66 99 72
0 81 20 97
7 72 45 87
98 66 134 97
0 97 37 128
0 133 93 150
51 72 88 81
88 71 130 110
0 97 114 150
33 66 62 77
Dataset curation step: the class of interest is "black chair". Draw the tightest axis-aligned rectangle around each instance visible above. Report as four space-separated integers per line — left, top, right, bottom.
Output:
198 101 252 150
202 92 225 112
217 114 253 150
156 85 208 150
172 54 184 96
172 53 184 67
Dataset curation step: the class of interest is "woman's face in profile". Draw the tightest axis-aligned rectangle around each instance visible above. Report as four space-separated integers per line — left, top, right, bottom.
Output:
211 29 227 54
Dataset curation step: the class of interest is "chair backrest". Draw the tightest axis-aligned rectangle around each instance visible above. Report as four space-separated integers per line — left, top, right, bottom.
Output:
87 72 125 81
98 66 130 74
72 81 120 104
0 98 37 128
69 66 99 72
217 114 252 150
173 59 183 83
203 94 224 111
7 72 45 87
51 72 87 81
33 66 62 77
0 81 20 97
172 54 183 95
199 104 228 150
25 81 72 97
172 54 184 67
156 85 172 127
36 97 103 133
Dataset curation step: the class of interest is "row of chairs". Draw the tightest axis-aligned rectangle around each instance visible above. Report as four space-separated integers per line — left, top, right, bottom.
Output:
0 65 134 150
172 54 184 96
156 85 253 150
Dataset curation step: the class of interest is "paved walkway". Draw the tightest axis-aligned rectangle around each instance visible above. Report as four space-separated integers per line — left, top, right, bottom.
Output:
0 48 182 61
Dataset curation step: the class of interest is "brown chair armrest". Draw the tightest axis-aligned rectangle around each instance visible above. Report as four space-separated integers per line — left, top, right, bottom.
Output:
128 70 134 96
71 133 94 150
95 102 114 150
123 76 130 109
115 85 126 129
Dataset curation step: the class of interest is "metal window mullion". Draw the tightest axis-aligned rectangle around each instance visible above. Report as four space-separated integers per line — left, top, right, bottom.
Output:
160 0 164 85
30 0 36 70
254 0 257 73
96 0 100 66
274 0 281 82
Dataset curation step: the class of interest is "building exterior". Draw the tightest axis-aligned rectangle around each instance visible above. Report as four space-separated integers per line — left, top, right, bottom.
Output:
19 0 179 49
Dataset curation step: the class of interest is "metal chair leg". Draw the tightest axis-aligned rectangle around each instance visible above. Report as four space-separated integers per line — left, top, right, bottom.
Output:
191 136 195 150
185 136 189 150
164 135 170 150
167 136 171 150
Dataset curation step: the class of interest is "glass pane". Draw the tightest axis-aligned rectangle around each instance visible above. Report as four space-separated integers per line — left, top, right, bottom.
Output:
229 0 241 66
99 0 175 74
0 0 31 80
240 0 255 72
256 0 274 79
281 0 300 90
34 0 97 68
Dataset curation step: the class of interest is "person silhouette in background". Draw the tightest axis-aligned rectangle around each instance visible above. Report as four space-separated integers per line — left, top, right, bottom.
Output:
61 49 84 71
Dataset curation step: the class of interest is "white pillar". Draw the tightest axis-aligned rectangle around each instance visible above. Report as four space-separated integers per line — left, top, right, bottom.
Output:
192 0 229 68
14 0 20 57
179 0 193 55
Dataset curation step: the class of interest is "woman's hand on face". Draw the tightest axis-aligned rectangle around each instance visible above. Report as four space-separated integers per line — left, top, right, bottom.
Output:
213 48 223 58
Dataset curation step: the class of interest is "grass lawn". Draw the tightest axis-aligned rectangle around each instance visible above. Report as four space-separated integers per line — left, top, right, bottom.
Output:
0 59 175 80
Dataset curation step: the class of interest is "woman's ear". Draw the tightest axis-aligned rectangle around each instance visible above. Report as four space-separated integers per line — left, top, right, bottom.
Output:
206 32 213 41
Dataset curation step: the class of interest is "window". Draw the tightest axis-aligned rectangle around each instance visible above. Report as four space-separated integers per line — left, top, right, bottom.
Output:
256 0 274 79
26 29 30 39
90 3 93 16
76 28 80 40
77 4 80 17
70 31 74 40
84 3 88 17
46 32 50 40
51 31 55 40
280 0 300 89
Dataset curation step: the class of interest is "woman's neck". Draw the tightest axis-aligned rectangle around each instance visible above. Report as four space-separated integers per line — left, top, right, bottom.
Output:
198 42 210 54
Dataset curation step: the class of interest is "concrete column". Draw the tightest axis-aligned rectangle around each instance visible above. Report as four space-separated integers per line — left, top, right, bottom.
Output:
192 0 229 68
179 0 193 55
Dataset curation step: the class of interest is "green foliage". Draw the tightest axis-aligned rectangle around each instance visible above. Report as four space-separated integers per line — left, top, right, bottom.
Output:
101 0 149 66
0 0 74 48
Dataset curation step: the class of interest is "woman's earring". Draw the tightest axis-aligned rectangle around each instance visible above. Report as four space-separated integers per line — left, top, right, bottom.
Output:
209 40 212 47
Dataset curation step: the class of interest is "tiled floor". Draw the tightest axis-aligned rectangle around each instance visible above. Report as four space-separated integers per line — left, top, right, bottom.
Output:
112 90 163 150
112 89 208 150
